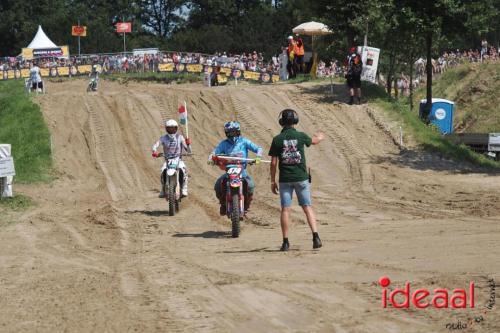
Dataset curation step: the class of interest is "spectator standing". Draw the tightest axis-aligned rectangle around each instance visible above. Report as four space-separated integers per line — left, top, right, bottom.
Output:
345 46 363 105
295 37 305 74
269 109 325 251
286 36 298 79
481 39 488 61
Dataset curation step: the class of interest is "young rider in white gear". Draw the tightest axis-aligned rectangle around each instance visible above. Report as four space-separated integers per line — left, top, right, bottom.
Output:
29 62 43 92
89 63 99 90
152 119 192 198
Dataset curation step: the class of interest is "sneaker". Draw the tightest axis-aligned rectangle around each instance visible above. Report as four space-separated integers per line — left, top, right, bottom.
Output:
158 191 165 198
181 189 188 197
219 204 226 216
313 236 322 249
280 241 290 252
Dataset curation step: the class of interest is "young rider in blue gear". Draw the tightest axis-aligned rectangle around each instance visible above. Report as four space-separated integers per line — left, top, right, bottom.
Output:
208 121 263 215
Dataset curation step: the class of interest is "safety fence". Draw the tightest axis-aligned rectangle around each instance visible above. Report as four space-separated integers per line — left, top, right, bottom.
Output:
0 64 280 84
0 50 281 83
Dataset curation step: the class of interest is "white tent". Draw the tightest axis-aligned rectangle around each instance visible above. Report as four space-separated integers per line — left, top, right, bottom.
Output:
27 25 58 49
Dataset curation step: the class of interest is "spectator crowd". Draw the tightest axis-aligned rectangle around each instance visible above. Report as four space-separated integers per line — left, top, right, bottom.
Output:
1 42 499 87
0 50 280 75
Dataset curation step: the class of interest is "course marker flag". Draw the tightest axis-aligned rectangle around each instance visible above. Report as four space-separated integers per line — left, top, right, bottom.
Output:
178 103 187 125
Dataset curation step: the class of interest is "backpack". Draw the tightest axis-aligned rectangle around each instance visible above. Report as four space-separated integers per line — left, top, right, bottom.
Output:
349 54 363 75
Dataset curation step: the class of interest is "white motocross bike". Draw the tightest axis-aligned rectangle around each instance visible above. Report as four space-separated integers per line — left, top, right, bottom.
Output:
157 153 186 216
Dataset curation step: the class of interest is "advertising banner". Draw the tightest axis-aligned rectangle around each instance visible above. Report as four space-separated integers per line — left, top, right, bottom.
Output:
40 68 50 77
133 48 158 56
22 46 69 59
2 60 280 83
21 69 30 78
33 48 64 57
22 48 33 59
186 64 203 73
116 22 132 33
359 46 380 83
158 63 175 72
57 67 69 76
72 26 87 37
78 65 92 74
243 70 261 81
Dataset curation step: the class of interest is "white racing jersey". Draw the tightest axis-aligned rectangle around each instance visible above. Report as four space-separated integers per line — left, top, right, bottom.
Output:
30 66 42 83
152 133 191 158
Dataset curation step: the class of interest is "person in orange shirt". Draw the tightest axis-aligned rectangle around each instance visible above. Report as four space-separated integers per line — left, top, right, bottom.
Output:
295 37 305 74
286 36 298 79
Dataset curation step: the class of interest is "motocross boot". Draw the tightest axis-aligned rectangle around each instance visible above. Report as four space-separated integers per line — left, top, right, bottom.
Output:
244 194 253 215
219 201 226 216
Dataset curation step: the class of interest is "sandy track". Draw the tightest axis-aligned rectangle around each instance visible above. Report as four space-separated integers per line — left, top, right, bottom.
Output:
1 79 499 332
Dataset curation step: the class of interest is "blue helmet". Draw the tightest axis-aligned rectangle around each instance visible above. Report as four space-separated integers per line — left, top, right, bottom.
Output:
224 121 241 140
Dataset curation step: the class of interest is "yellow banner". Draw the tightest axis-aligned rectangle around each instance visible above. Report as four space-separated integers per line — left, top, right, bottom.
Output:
58 67 69 76
78 65 91 74
244 71 261 81
217 74 228 84
220 67 232 76
22 48 33 59
158 63 174 72
7 70 15 79
40 68 50 77
61 46 70 58
21 69 30 78
186 64 202 73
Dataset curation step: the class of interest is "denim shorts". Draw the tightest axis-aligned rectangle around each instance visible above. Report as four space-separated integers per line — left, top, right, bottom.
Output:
279 180 311 207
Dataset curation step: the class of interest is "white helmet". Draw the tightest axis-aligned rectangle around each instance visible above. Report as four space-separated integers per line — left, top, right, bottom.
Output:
165 119 178 127
165 119 178 136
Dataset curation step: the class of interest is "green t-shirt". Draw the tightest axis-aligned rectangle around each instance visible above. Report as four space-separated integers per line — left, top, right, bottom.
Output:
268 127 312 183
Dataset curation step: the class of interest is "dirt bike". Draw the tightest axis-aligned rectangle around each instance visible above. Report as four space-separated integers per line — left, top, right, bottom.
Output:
156 153 186 216
26 78 45 94
212 155 263 238
87 77 98 92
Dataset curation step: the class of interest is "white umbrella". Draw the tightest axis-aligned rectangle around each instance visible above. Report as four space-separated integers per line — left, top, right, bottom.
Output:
292 21 332 36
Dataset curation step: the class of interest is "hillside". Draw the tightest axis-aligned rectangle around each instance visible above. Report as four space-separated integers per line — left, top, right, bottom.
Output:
426 63 500 133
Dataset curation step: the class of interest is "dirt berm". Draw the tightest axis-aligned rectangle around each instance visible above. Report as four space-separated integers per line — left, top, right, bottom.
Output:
1 80 499 332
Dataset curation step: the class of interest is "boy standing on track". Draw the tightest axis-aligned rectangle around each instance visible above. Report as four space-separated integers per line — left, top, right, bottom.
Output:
269 109 325 251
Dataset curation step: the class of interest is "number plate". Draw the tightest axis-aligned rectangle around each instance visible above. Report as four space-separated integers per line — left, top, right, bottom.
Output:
227 167 242 175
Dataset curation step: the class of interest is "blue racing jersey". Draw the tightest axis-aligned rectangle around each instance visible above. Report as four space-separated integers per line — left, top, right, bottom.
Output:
212 136 263 176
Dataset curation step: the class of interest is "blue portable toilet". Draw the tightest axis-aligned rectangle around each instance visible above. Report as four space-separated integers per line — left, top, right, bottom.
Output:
419 98 454 134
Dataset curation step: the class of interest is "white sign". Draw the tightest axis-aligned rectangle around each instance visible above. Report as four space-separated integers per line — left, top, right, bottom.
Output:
359 46 380 83
435 108 446 120
132 48 159 56
0 157 15 177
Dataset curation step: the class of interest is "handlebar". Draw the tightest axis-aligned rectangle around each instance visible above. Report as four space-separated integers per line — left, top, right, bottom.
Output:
154 152 193 158
212 155 270 164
